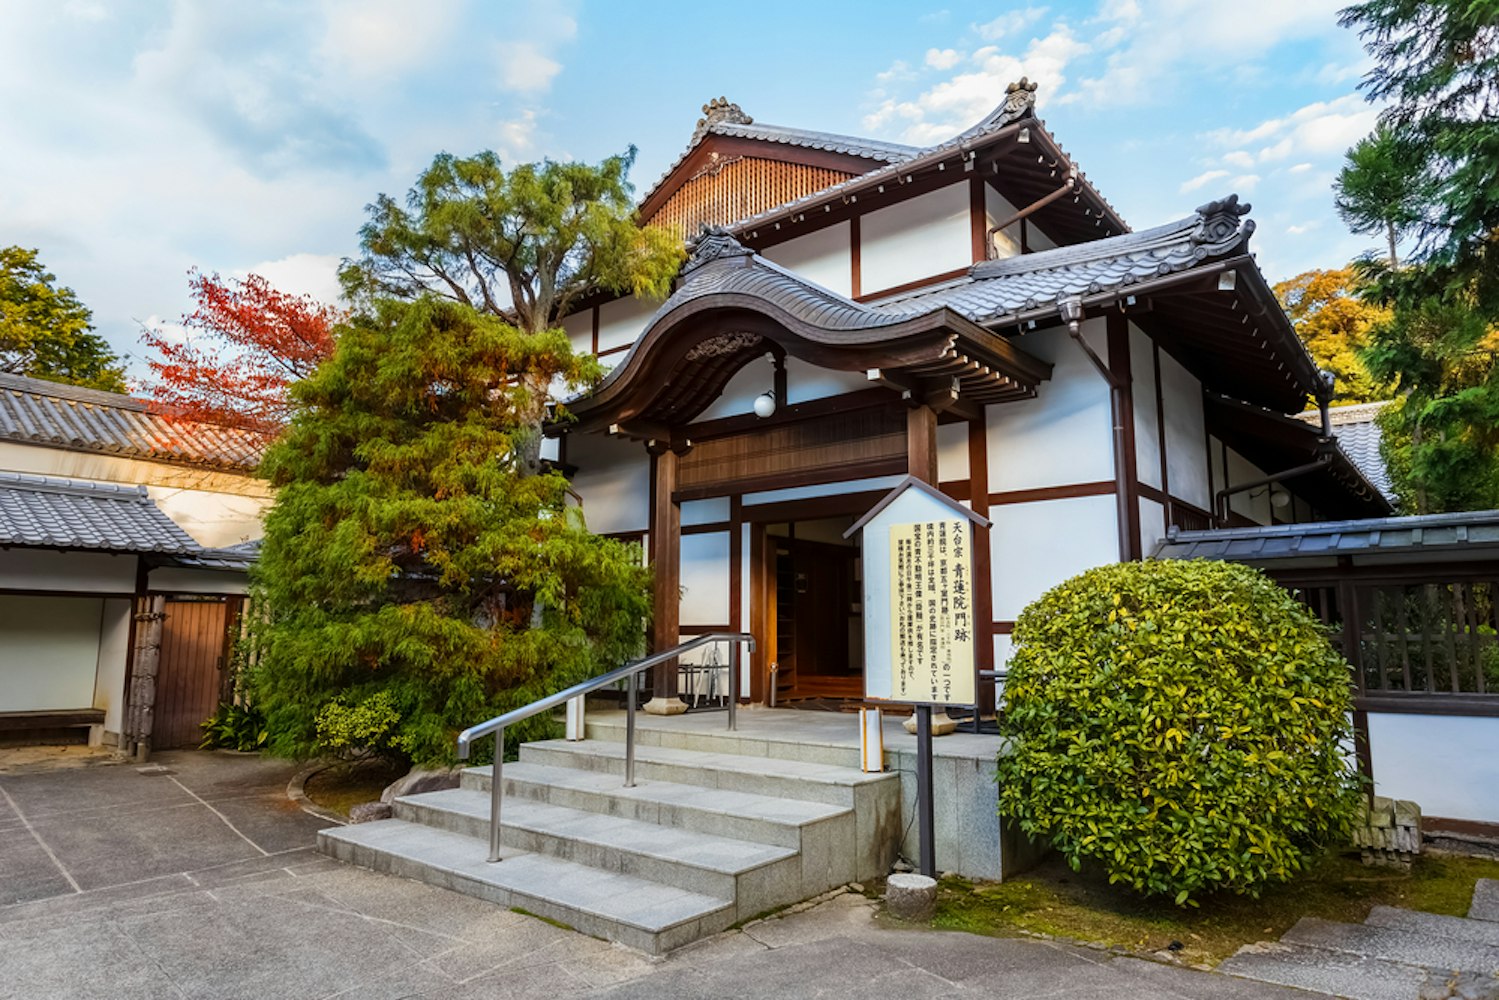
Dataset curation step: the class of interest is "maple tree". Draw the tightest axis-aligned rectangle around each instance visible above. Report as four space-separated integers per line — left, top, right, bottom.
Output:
1273 267 1392 405
141 270 342 438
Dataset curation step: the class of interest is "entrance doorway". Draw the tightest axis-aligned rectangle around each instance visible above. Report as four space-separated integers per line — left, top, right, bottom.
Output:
765 517 862 703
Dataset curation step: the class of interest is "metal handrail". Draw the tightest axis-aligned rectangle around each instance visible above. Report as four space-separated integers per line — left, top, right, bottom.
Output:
456 631 754 862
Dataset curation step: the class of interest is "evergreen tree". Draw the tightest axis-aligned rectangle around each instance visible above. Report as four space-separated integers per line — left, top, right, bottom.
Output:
0 246 126 392
1333 128 1425 267
1337 0 1499 512
250 298 650 765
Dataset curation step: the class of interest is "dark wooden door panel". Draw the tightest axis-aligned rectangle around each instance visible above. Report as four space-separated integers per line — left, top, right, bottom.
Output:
153 599 232 750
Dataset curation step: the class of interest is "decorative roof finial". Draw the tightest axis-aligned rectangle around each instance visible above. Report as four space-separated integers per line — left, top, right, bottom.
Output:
1004 77 1038 115
691 98 752 145
1191 194 1254 249
681 223 754 277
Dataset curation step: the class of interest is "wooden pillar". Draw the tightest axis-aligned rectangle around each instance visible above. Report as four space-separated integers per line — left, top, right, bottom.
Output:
1106 313 1142 561
907 404 938 484
968 416 995 717
647 445 685 714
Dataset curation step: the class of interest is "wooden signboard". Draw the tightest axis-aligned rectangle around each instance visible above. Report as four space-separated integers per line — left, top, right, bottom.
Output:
846 477 986 707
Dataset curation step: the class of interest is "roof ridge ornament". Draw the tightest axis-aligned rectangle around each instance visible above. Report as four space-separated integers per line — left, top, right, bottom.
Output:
1191 194 1255 252
691 97 752 145
681 223 755 277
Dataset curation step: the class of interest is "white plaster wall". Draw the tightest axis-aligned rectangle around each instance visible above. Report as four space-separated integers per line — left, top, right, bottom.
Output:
1131 325 1162 492
0 595 103 711
695 359 771 422
937 422 969 483
0 550 136 593
561 310 592 355
596 296 658 353
761 222 852 297
1209 435 1226 504
859 184 971 294
990 493 1119 621
0 441 269 497
1139 497 1166 558
784 358 869 405
987 322 1113 492
1160 351 1209 511
985 184 1057 253
1367 713 1499 823
743 475 906 508
567 433 650 535
93 598 131 734
681 498 731 526
679 531 731 626
147 567 249 596
1226 448 1272 525
145 485 268 547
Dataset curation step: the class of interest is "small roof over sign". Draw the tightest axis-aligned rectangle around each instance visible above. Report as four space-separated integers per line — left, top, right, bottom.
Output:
843 475 990 539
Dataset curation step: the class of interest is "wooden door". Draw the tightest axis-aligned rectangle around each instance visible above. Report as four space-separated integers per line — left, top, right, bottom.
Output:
778 539 860 700
152 598 236 749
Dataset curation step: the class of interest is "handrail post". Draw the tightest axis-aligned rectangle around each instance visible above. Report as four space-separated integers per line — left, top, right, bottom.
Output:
625 670 637 788
487 726 505 863
728 639 738 732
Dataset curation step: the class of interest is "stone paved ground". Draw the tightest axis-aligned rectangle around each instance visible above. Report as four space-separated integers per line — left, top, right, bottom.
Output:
0 749 1317 1000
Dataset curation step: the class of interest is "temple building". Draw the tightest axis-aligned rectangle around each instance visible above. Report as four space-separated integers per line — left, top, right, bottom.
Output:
553 80 1389 714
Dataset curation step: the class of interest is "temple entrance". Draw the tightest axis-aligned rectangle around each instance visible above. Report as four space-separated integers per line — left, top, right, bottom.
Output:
765 517 862 703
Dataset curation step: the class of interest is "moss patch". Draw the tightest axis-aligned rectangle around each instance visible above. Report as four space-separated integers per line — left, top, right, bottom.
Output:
304 759 405 818
930 851 1499 966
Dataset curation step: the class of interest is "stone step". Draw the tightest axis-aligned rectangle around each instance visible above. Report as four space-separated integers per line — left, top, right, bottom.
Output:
518 738 894 809
318 820 734 956
460 760 852 851
1365 905 1499 947
582 716 864 769
392 788 804 920
1473 880 1499 923
1218 941 1434 1000
1281 916 1499 973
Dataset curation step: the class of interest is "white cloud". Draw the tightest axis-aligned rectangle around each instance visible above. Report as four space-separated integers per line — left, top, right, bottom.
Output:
1288 162 1314 174
1222 150 1256 169
495 110 540 160
1287 221 1322 235
495 40 563 92
1210 95 1378 165
1230 173 1261 192
925 48 963 70
238 253 345 306
1180 169 1229 193
876 59 916 84
975 7 1049 40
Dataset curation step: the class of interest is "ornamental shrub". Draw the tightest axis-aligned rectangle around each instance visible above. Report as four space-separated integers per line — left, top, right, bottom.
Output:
995 560 1360 904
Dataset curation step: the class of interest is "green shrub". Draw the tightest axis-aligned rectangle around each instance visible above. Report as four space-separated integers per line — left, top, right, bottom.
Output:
995 560 1361 904
200 701 268 752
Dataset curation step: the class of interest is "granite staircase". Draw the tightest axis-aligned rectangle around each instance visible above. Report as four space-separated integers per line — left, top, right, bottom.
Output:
318 721 900 955
1219 878 1499 999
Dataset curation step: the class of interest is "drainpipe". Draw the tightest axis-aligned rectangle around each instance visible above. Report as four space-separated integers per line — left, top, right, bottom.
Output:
1214 371 1338 525
1058 297 1133 562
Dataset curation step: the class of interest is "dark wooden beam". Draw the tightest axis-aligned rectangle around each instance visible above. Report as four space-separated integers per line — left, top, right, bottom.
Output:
1108 312 1143 561
650 447 681 700
907 404 938 484
968 415 995 717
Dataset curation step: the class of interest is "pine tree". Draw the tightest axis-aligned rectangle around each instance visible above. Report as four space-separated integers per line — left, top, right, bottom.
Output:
250 298 650 765
1337 0 1499 512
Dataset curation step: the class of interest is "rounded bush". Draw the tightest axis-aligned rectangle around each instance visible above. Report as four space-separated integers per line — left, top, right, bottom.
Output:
995 560 1360 903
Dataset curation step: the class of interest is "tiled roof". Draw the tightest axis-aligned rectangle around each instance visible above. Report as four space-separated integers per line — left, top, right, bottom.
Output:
0 372 264 472
871 207 1239 323
1296 401 1394 500
169 538 260 570
0 471 201 553
1153 509 1499 563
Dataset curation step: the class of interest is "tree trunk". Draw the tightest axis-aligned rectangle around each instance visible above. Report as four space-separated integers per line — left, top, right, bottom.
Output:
1387 220 1399 269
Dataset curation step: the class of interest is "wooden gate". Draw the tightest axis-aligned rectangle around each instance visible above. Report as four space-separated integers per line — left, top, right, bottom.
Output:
152 598 238 749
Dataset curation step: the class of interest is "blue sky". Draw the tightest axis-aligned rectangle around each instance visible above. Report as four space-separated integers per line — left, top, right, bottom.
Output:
0 1 1382 380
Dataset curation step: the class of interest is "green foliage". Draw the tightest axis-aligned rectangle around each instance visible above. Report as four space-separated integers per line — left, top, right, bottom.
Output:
199 702 268 752
314 691 402 761
0 246 126 392
1336 1 1499 511
995 561 1361 905
248 297 651 767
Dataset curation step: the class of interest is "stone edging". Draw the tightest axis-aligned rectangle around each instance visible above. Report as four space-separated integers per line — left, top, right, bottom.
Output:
287 762 347 826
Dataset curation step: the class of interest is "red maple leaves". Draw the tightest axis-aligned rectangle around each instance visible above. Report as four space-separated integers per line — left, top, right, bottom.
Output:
142 271 342 440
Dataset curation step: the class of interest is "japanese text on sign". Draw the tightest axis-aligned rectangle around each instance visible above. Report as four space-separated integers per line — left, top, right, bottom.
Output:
887 519 976 705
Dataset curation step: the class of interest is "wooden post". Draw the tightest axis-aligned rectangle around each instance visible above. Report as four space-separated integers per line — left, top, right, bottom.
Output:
907 404 938 485
126 594 166 762
646 444 685 715
1106 313 1142 561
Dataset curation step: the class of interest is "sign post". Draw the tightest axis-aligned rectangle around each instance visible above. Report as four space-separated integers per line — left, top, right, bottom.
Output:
845 477 989 878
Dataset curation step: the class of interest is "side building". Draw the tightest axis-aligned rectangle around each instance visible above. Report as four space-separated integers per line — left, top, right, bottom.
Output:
0 373 267 751
553 81 1389 711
